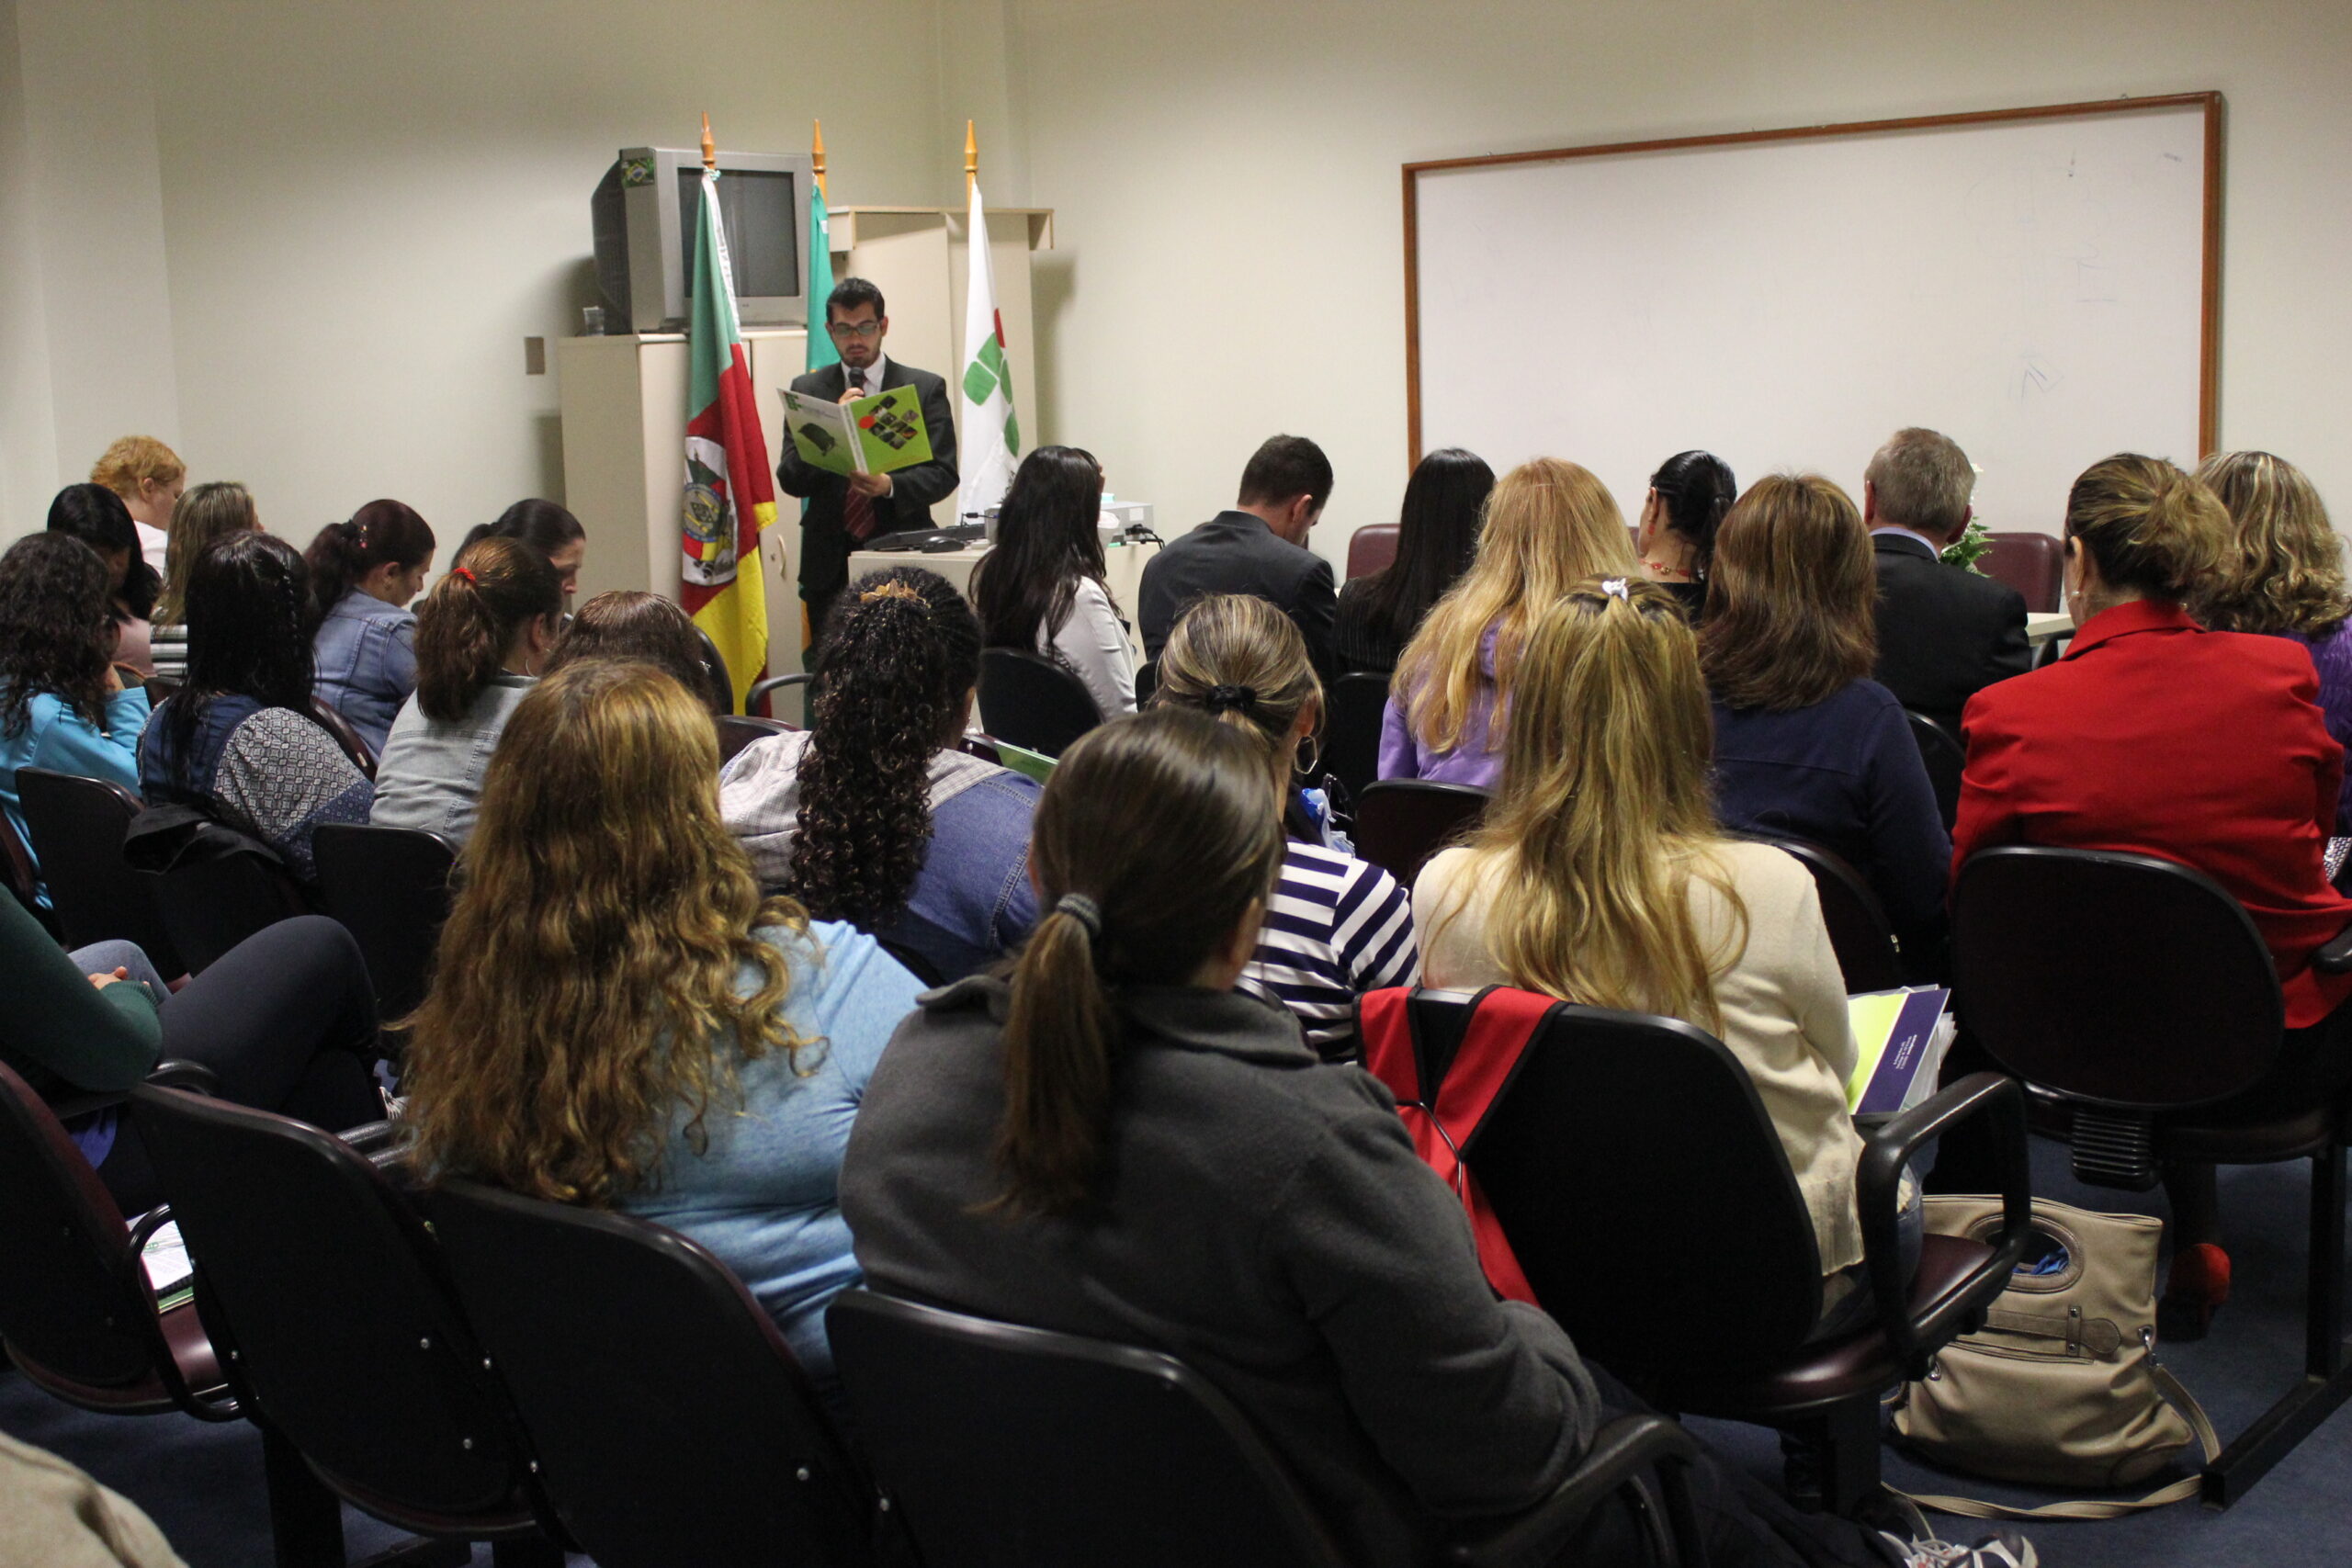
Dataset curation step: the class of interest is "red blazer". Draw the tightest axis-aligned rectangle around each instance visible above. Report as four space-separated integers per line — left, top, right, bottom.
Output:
1954 600 2352 1029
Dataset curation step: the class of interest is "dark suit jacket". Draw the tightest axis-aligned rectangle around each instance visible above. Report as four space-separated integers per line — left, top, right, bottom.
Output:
1870 533 2031 736
1953 600 2352 1028
775 358 960 608
1138 511 1338 680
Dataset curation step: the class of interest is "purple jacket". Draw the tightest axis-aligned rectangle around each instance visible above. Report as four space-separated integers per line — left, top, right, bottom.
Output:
1376 625 1504 790
2294 621 2352 833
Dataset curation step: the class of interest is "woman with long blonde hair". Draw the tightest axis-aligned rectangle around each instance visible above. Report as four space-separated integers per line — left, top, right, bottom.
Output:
401 659 923 1403
152 482 261 683
2191 450 2352 832
1416 579 1908 1340
1376 457 1636 787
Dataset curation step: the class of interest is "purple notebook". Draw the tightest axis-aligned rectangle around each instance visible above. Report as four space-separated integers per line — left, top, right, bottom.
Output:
1846 987 1952 1117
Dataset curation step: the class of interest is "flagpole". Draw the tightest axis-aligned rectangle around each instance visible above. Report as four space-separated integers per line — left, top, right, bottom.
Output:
812 118 827 200
700 111 716 172
965 119 978 199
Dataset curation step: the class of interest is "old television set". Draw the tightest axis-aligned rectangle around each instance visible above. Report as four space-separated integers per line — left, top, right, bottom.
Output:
591 146 814 333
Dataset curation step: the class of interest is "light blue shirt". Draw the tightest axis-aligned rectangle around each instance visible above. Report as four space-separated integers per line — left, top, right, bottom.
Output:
619 919 925 1398
0 683 150 908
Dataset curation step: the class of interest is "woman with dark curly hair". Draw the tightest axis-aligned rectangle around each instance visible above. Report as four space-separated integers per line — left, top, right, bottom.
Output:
969 446 1136 719
139 534 373 886
47 483 161 676
0 534 153 907
721 567 1041 981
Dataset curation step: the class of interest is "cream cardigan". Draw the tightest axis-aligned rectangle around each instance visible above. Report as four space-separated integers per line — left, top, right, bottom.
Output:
1413 838 1865 1276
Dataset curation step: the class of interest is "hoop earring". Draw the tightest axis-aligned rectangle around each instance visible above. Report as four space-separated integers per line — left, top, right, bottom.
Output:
1294 736 1322 777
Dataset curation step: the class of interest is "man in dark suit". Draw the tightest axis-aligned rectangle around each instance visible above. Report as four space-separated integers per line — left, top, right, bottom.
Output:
1139 435 1338 680
776 277 960 643
1864 426 2030 737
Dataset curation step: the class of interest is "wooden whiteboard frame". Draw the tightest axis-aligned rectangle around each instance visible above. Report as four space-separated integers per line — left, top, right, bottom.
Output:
1401 93 2224 465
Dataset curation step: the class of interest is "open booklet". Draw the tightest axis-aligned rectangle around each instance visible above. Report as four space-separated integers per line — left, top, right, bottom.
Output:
1845 987 1954 1117
141 1219 194 1313
780 385 936 478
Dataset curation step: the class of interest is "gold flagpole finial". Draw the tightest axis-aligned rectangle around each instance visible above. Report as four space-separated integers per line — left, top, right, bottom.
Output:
965 119 978 197
812 118 828 200
700 113 717 172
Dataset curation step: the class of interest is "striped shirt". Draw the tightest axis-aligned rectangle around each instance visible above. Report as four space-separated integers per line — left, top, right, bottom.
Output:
1240 840 1419 1062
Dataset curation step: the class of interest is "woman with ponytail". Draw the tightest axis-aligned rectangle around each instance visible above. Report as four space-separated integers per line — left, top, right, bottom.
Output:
1636 449 1736 620
461 499 587 609
369 538 560 847
402 660 922 1411
308 500 436 752
721 566 1040 981
1957 453 2352 1337
1155 593 1416 1060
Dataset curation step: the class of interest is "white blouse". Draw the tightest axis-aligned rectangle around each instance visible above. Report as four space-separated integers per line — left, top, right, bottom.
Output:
1043 576 1137 721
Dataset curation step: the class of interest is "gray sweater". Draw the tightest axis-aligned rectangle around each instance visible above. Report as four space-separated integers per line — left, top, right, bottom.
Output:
368 674 535 849
839 976 1600 1568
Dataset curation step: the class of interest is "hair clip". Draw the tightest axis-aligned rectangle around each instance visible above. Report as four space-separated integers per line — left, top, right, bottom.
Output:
1600 578 1630 601
859 580 924 605
1204 683 1259 715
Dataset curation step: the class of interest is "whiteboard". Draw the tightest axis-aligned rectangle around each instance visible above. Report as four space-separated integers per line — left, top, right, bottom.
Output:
1408 99 2216 537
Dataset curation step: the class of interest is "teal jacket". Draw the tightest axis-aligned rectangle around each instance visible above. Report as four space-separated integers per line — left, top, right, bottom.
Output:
0 683 150 908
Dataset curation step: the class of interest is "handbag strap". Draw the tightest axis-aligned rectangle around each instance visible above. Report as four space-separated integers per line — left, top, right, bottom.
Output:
1897 1365 2222 1520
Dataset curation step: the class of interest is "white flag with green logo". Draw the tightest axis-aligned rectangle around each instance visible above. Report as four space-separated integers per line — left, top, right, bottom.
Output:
957 179 1020 518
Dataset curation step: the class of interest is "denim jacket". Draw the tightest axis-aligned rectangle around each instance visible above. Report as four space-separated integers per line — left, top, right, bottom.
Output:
368 676 535 849
312 591 418 755
719 730 1042 981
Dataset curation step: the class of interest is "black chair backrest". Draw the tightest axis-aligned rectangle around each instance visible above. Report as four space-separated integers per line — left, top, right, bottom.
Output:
306 696 378 779
1904 710 1964 833
1351 780 1489 885
0 1062 160 1393
1952 846 2286 1108
16 769 182 972
1345 523 1398 581
746 671 811 726
977 648 1102 758
311 823 457 1021
128 1085 535 1520
1420 991 1826 1379
429 1179 874 1568
828 1292 1345 1568
1749 835 1905 994
715 714 792 767
1322 672 1390 808
692 624 735 715
1134 658 1159 707
1981 531 2064 614
149 840 309 975
871 932 946 987
0 800 48 924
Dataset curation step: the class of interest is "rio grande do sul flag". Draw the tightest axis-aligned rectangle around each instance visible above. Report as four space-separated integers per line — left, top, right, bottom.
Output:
956 179 1020 518
681 164 776 712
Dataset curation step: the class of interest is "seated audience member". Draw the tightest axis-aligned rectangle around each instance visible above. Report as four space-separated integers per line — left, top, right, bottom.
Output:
1956 453 2352 1337
1636 449 1736 622
723 568 1039 981
1702 475 1951 952
1415 579 1907 1341
1138 435 1338 679
1154 593 1417 1059
402 660 922 1406
152 481 261 684
0 1428 186 1568
89 434 184 578
47 484 160 678
0 535 152 906
1861 428 2029 737
461 498 587 611
838 705 1996 1568
970 445 1136 720
138 535 371 886
1333 446 1494 677
1379 457 1636 788
2 895 384 1214
2193 450 2352 833
307 500 436 754
370 540 561 849
545 589 713 696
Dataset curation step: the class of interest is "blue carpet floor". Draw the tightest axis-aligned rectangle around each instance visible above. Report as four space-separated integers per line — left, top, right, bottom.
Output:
5 1135 2347 1565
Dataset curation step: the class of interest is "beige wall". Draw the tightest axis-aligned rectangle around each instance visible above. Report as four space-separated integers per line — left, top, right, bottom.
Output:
1005 0 2352 564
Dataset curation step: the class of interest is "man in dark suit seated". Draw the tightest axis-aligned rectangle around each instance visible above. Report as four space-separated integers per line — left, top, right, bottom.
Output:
1864 426 2030 737
776 277 960 644
1139 435 1338 680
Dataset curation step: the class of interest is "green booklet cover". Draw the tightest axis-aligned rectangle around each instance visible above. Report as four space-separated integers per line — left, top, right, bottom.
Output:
781 385 935 478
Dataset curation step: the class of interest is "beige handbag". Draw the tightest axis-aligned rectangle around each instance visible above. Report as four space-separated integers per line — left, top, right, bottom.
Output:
1892 1196 2220 1519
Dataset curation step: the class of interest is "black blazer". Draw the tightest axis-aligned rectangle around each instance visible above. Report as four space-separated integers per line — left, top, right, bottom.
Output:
1870 533 2031 736
775 357 961 604
1138 511 1338 681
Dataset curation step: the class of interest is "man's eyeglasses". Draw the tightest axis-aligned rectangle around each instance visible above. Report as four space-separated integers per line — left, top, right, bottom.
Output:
827 320 883 340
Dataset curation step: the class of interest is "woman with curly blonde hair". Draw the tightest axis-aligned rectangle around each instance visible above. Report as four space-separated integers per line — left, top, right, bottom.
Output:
401 658 923 1401
2192 450 2352 831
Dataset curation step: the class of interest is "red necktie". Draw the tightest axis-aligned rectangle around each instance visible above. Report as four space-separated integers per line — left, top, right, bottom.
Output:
842 367 877 542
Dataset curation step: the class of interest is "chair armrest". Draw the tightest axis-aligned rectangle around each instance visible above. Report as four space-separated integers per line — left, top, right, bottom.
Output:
337 1119 413 1174
1856 1072 2031 1380
49 1059 220 1123
746 672 811 710
144 1059 220 1096
1445 1415 1705 1568
2313 922 2352 975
